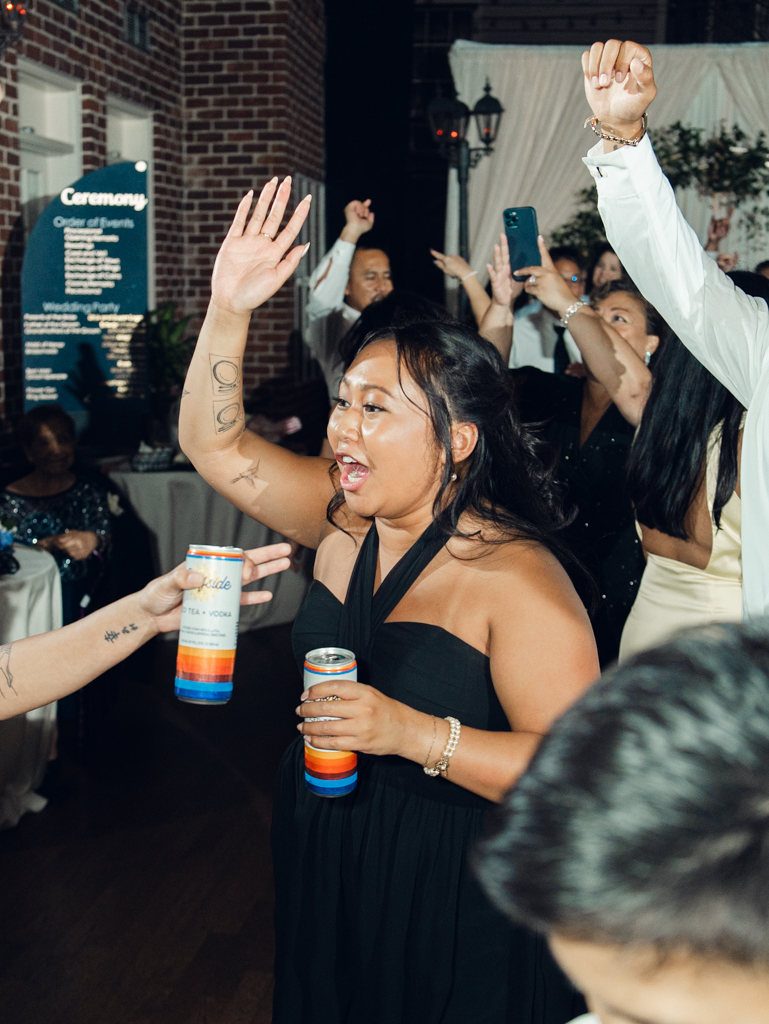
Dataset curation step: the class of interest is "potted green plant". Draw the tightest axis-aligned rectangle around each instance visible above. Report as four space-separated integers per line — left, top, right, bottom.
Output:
144 302 197 446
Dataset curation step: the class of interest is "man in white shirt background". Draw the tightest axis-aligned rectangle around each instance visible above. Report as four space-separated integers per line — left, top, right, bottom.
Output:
304 199 393 394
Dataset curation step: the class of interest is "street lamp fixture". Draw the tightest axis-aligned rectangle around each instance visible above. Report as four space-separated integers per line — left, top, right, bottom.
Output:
0 2 27 59
427 80 504 319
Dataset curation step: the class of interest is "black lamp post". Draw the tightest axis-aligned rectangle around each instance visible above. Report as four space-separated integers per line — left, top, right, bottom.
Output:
0 2 27 58
428 81 503 319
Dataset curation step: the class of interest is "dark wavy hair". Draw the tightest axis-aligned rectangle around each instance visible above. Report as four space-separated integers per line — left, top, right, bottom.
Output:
327 320 575 563
476 621 769 965
339 290 452 370
625 270 769 539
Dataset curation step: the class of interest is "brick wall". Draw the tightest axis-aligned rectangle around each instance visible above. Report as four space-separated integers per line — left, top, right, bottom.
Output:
182 0 325 395
0 0 325 435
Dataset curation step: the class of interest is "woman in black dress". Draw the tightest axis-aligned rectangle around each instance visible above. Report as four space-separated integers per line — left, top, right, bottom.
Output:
179 179 599 1023
484 238 664 665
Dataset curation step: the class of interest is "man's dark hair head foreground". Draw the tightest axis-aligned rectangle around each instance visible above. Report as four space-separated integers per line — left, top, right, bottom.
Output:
478 621 769 967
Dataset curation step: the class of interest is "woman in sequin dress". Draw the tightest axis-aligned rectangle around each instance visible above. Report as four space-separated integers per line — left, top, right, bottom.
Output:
0 405 110 623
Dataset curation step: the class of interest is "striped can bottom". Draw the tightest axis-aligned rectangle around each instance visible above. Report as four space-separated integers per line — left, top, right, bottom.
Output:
304 742 358 797
175 645 235 705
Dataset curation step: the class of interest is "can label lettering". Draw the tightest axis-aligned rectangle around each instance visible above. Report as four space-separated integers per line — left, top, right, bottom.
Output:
175 545 243 705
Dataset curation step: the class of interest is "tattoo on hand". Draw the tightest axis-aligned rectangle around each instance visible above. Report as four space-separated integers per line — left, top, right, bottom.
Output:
210 354 241 397
0 643 15 698
213 398 242 434
104 624 138 643
230 459 261 488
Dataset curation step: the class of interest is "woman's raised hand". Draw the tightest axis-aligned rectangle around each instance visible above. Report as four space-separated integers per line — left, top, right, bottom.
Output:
211 177 312 317
430 249 474 280
582 40 657 134
487 232 523 308
515 237 577 318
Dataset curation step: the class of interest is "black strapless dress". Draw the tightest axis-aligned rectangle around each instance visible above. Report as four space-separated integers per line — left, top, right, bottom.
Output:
272 522 585 1024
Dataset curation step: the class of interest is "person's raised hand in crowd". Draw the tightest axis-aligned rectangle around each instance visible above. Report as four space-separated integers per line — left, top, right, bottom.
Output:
582 40 657 148
431 248 492 327
340 199 375 245
487 232 524 309
210 177 311 319
478 233 523 362
517 236 580 317
430 250 474 281
706 209 734 251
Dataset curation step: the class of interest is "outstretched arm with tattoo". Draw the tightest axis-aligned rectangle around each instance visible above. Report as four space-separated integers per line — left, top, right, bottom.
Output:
178 178 337 550
0 543 291 720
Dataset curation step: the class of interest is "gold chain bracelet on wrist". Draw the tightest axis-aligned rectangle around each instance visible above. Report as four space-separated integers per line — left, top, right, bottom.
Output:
423 716 461 778
584 112 647 147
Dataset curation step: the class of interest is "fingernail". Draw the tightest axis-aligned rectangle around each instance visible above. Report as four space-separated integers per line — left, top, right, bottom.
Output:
615 71 625 83
599 73 608 86
270 176 278 183
301 691 309 700
538 234 544 241
302 242 311 256
304 193 312 202
285 175 292 184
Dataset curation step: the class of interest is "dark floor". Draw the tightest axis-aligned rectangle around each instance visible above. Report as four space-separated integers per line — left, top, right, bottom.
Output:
0 625 302 1024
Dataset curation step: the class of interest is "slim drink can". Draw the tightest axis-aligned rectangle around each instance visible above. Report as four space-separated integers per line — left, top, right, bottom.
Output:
175 544 244 705
303 647 357 797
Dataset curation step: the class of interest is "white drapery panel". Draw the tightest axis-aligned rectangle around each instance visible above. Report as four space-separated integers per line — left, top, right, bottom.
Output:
446 41 769 282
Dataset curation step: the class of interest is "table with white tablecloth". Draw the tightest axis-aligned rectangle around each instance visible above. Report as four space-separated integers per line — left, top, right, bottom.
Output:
109 471 309 632
0 544 63 830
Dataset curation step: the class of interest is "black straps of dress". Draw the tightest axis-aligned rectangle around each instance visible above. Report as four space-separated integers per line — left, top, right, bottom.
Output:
338 520 448 668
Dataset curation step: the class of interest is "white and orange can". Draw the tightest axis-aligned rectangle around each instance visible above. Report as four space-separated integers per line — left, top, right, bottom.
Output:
303 647 358 796
175 544 244 705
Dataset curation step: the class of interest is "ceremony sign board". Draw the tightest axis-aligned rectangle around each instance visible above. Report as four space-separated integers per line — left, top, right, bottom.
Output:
21 161 149 413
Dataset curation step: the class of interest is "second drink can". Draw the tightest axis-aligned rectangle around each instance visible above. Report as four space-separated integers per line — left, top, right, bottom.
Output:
303 647 358 797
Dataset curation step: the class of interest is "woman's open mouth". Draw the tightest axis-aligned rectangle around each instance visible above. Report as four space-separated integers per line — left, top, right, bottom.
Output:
336 454 370 492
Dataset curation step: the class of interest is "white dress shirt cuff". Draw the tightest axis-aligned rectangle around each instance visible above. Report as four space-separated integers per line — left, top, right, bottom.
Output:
583 133 660 200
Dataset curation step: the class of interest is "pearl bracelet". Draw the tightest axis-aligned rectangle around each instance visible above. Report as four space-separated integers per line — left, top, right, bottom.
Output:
559 299 589 328
423 716 461 778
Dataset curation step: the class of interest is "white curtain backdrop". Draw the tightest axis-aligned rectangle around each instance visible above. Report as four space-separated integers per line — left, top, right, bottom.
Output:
446 41 769 289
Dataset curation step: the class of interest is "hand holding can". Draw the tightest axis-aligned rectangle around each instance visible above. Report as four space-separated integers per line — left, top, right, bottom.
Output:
303 647 358 796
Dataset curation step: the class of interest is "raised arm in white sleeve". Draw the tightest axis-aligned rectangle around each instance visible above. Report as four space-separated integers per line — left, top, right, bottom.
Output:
584 135 769 408
306 238 356 320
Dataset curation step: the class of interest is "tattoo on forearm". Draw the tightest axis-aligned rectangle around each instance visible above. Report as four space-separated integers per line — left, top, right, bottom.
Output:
230 459 261 488
104 624 139 644
182 389 190 398
0 643 15 698
210 354 241 396
213 398 242 433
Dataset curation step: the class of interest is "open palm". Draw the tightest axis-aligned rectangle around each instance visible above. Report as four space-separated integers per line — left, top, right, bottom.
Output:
211 177 312 316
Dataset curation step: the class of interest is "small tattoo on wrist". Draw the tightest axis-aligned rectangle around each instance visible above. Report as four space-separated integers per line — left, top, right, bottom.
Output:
104 624 139 643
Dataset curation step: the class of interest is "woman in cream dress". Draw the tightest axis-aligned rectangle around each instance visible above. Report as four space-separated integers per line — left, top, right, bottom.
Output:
619 326 745 662
619 412 742 661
